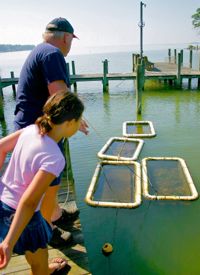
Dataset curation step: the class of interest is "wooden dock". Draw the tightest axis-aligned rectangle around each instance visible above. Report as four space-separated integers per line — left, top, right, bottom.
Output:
1 60 200 95
68 64 200 81
0 48 200 116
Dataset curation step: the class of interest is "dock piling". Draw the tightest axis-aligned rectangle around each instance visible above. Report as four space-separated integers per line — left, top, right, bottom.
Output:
0 77 3 98
71 61 77 92
189 50 193 69
10 71 16 97
198 79 200 89
174 49 177 64
63 138 75 187
0 96 5 121
103 59 109 93
132 53 136 72
188 50 193 88
168 49 171 63
176 52 182 88
180 49 184 66
66 62 70 78
136 60 145 114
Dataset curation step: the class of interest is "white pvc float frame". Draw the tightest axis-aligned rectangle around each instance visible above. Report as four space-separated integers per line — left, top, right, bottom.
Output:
97 137 144 161
85 160 142 208
123 120 156 138
142 157 198 200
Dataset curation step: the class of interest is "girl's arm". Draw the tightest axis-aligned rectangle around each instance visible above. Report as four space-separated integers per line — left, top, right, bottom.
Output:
0 130 23 170
0 169 55 268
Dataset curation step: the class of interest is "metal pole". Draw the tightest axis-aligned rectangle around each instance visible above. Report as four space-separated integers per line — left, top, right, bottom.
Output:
139 2 146 59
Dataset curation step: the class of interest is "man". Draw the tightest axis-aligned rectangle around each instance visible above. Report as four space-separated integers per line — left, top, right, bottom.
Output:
14 17 88 246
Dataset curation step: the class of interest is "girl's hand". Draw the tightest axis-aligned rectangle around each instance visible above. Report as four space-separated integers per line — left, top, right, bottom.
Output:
0 241 12 269
79 119 89 135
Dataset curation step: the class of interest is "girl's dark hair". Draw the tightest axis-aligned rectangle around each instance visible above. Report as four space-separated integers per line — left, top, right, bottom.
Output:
35 91 84 135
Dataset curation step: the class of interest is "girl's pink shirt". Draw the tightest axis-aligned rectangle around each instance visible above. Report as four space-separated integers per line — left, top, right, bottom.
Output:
0 125 65 211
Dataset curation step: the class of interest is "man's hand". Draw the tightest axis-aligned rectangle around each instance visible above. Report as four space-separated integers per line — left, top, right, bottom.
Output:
79 119 89 135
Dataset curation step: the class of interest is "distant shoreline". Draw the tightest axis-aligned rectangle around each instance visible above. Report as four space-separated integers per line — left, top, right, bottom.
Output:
0 44 35 53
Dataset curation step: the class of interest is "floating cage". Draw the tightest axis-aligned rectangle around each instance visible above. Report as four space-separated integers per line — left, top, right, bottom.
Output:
97 137 144 161
123 120 156 138
142 157 198 200
85 160 142 208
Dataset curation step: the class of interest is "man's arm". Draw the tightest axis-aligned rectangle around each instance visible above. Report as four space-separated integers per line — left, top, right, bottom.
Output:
48 81 89 135
48 80 70 95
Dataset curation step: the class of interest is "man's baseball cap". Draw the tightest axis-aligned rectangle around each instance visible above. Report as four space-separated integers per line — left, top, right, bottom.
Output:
46 17 78 38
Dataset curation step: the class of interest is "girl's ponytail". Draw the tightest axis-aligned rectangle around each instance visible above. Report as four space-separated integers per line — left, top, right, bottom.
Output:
35 114 52 135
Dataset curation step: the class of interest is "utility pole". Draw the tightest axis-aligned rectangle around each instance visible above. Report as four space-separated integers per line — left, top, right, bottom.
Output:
139 1 146 59
136 2 146 115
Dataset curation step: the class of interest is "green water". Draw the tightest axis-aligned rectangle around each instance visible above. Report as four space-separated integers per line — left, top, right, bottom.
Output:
127 124 150 135
1 85 200 274
69 87 200 275
105 140 138 158
147 160 191 196
93 164 135 203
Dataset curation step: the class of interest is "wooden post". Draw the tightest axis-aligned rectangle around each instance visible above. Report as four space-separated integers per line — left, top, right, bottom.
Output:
174 49 177 64
0 76 3 98
189 50 193 69
187 50 193 89
10 71 16 97
0 119 8 136
71 61 77 92
198 52 200 89
0 95 5 121
136 54 140 65
199 51 200 71
103 59 109 93
66 62 70 79
63 138 75 191
198 78 200 89
141 58 145 91
136 62 145 114
188 78 192 89
180 49 184 66
169 79 173 86
168 49 171 63
176 52 182 88
132 53 136 72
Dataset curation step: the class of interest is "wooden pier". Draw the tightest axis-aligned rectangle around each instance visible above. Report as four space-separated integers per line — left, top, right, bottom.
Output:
0 49 200 95
0 49 200 116
1 66 200 91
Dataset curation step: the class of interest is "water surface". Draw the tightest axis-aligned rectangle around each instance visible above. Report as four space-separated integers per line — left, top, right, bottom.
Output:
1 50 200 274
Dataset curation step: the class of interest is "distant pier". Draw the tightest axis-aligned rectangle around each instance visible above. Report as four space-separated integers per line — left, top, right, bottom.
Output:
0 49 200 115
1 49 200 93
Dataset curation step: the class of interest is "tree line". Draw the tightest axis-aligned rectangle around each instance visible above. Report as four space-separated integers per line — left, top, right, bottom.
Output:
0 44 35 53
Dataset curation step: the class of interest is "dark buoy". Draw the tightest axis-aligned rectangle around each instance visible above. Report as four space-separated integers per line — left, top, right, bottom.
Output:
102 243 113 256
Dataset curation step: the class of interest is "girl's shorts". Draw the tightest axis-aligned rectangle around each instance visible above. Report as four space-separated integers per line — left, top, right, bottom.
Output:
0 200 53 255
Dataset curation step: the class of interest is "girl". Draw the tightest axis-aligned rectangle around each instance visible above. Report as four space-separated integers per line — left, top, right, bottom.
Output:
0 91 84 274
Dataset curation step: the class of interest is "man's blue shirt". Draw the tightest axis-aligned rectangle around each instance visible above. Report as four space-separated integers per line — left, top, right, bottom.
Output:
14 42 70 129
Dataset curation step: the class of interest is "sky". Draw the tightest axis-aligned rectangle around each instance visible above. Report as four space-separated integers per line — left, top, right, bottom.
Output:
0 0 200 54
